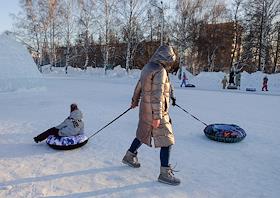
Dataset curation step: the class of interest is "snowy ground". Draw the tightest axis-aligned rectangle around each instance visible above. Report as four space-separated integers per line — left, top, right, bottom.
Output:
0 68 280 198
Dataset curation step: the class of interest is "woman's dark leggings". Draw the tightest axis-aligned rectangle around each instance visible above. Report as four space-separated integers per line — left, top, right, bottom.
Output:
35 127 59 142
128 138 171 167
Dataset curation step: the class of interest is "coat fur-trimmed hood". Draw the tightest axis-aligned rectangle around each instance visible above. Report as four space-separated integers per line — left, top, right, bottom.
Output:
149 45 176 69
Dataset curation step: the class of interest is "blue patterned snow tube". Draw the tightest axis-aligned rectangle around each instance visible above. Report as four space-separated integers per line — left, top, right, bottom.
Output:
46 134 88 150
204 124 246 143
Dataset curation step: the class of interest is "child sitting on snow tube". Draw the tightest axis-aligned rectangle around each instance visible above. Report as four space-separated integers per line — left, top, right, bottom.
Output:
33 103 84 143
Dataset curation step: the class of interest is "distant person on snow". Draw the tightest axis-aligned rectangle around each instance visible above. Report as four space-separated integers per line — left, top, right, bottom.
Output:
229 70 235 86
122 45 180 186
180 72 188 87
235 71 241 89
33 103 84 143
221 75 228 89
65 66 68 74
262 76 268 91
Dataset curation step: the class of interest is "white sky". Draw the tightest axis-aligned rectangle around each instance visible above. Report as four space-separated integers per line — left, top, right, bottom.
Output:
0 0 21 33
0 0 235 34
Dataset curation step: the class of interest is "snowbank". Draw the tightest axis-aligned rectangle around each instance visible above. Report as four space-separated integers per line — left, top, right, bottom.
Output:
42 65 280 94
0 33 42 92
172 70 280 94
42 65 141 82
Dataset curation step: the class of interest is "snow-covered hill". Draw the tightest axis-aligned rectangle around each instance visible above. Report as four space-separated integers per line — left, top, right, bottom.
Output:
0 33 42 92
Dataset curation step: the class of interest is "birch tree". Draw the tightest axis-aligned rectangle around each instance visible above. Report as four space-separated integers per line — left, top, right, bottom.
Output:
118 0 146 72
206 2 230 72
95 0 118 72
172 0 205 74
15 0 44 70
48 0 62 68
243 0 280 72
60 0 75 72
77 0 96 70
272 22 280 72
229 0 243 68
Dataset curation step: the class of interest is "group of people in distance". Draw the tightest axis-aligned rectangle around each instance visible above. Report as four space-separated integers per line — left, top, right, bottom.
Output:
179 67 270 92
221 72 269 91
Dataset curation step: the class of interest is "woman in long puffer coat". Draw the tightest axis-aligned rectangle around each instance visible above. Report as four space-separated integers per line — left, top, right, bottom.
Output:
122 45 180 186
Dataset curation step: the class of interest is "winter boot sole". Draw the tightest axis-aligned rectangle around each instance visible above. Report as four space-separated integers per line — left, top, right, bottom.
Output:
122 159 140 168
158 177 180 186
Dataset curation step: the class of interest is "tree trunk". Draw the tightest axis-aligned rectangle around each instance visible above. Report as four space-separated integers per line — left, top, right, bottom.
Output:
274 28 280 72
230 0 241 68
84 29 89 70
258 1 265 71
126 41 131 72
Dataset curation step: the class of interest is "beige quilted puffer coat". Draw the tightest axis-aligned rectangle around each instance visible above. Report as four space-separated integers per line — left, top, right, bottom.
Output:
131 45 176 147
